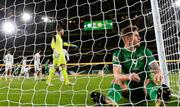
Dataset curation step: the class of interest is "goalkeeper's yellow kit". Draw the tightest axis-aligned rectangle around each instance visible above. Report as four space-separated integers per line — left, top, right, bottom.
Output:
46 33 74 85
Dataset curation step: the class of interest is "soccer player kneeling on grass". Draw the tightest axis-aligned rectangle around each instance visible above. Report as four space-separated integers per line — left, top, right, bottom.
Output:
46 25 78 86
91 25 171 106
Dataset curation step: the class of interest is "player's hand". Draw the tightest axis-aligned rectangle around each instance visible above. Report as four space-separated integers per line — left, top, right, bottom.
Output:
71 45 78 49
154 71 163 85
54 49 60 58
128 72 141 82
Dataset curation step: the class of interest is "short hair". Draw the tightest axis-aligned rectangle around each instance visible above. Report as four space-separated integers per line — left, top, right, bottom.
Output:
7 51 11 54
56 24 64 32
121 25 139 37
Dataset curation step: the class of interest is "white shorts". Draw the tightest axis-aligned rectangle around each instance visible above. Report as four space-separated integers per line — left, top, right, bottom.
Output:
5 64 12 72
21 67 31 74
34 64 41 72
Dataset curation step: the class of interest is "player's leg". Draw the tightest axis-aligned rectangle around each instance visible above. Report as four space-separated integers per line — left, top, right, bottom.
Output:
145 80 164 106
5 65 8 80
91 79 122 105
34 64 38 80
9 65 13 79
25 72 29 79
145 80 159 100
25 68 29 79
107 82 122 103
60 64 70 85
46 58 57 85
38 65 42 80
46 66 56 85
59 67 64 81
18 68 23 79
59 55 73 85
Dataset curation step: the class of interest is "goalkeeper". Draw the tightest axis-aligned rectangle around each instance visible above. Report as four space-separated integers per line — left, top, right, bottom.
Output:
91 25 171 106
46 25 77 86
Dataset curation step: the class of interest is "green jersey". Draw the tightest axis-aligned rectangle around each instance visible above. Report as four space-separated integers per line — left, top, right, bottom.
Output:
112 46 156 85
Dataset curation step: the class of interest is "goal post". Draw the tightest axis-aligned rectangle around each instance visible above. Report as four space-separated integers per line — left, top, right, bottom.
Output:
150 0 169 86
150 0 180 97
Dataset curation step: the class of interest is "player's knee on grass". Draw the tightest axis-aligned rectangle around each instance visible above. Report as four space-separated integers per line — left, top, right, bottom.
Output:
146 81 160 100
107 84 122 103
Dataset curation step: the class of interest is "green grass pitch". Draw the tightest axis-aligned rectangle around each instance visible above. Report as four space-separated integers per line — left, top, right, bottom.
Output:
0 74 179 106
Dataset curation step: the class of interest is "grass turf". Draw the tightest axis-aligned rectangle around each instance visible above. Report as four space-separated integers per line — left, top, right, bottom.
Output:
0 74 179 106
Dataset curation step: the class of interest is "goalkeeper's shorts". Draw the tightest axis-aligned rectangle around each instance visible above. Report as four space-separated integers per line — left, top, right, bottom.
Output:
53 54 66 67
5 64 12 72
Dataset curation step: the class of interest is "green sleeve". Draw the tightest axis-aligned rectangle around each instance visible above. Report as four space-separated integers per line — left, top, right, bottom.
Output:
112 50 121 66
145 48 156 65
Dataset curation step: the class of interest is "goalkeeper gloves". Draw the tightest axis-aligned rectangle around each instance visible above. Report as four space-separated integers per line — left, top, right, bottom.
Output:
71 45 78 49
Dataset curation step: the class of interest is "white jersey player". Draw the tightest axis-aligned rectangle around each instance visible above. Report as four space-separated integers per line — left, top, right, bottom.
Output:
19 57 31 79
4 51 14 80
34 50 42 80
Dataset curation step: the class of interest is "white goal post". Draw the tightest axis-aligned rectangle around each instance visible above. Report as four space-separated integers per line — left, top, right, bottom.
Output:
151 0 180 97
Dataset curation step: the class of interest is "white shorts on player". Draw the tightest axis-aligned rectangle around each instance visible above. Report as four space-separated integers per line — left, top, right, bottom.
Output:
34 63 41 73
5 63 12 72
19 58 31 79
20 66 31 79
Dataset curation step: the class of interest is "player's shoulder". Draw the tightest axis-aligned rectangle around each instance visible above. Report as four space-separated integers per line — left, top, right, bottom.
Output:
113 48 122 56
137 46 151 52
35 53 39 55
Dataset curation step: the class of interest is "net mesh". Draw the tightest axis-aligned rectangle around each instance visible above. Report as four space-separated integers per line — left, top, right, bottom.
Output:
0 0 179 106
157 0 180 97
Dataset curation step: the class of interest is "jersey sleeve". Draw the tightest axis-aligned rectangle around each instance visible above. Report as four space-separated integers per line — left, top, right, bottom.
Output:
51 38 55 49
4 56 6 63
63 42 76 47
12 55 14 65
145 48 156 65
112 50 121 67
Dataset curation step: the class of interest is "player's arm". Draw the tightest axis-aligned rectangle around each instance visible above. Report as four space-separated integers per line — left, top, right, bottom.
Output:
149 61 163 85
113 65 128 81
3 56 6 64
12 56 14 66
145 48 163 85
112 51 140 82
34 55 37 62
113 65 140 82
63 42 78 48
51 38 56 50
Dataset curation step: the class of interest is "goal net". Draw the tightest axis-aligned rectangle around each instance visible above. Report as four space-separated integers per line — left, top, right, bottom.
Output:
0 0 179 106
153 0 180 98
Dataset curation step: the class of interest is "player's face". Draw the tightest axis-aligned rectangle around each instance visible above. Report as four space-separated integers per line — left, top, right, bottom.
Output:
132 31 141 47
60 29 64 36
